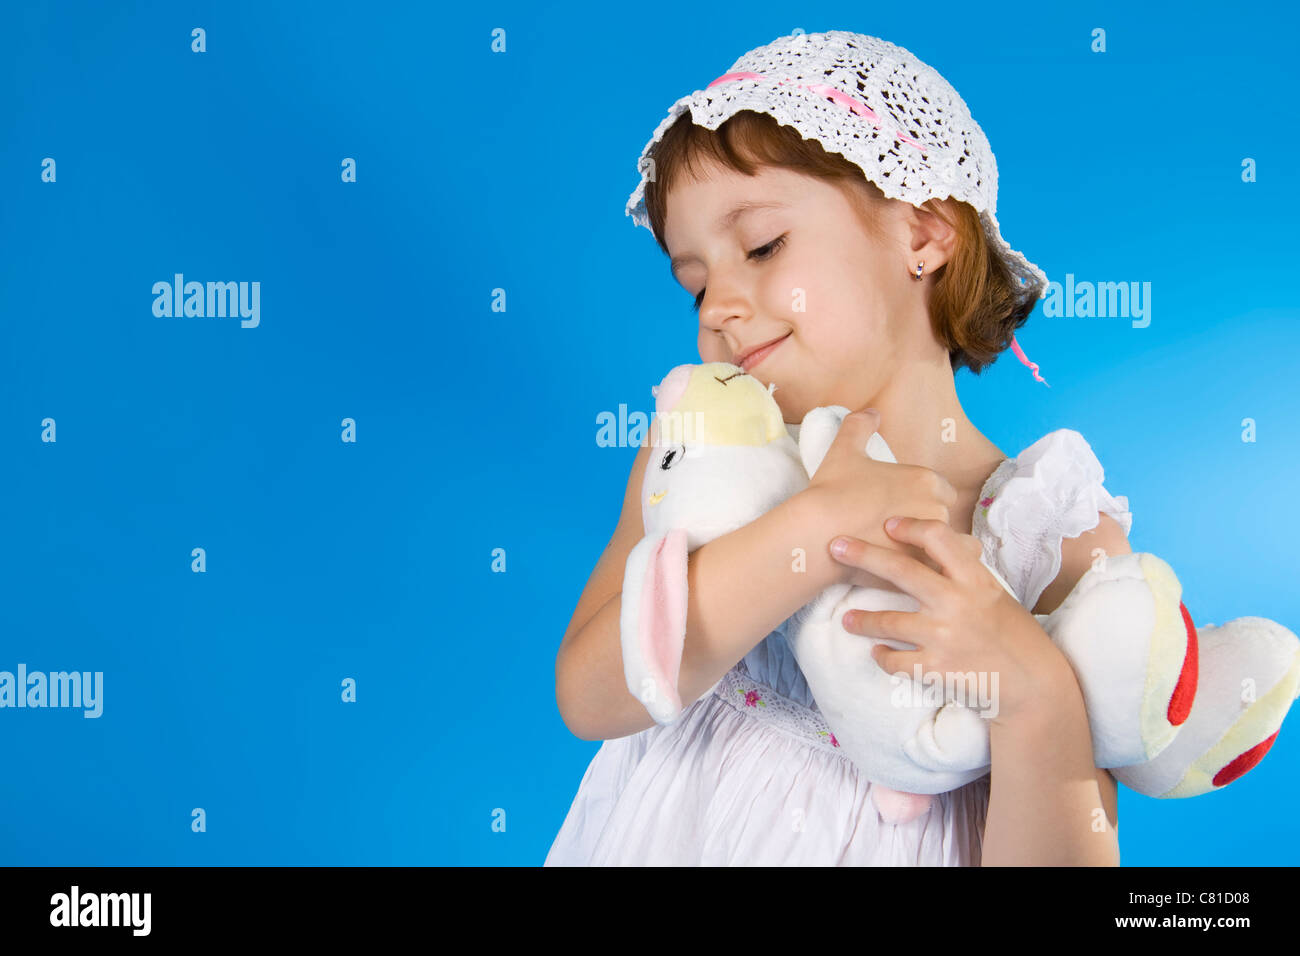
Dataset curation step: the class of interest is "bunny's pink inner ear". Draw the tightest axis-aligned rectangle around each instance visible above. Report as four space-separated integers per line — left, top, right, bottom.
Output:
640 528 689 695
653 365 693 416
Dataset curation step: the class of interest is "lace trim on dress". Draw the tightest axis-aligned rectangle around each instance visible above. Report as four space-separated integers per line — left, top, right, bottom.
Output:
712 668 844 755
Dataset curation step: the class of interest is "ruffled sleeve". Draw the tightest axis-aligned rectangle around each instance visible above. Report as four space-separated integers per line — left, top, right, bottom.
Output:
972 429 1133 612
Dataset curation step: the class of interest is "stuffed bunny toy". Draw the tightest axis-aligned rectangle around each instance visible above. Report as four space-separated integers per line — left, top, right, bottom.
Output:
621 362 1300 824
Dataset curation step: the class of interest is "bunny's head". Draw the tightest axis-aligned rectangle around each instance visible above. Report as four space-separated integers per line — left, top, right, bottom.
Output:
641 362 807 548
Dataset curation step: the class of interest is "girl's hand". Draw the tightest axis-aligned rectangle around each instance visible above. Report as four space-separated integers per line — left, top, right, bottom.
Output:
828 516 1070 727
802 408 958 578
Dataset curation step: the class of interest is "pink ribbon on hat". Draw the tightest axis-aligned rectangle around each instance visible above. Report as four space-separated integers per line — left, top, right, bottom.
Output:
1009 335 1048 386
706 70 1049 386
707 71 929 151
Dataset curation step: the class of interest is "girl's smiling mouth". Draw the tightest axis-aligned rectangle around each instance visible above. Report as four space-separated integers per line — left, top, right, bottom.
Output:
737 332 791 372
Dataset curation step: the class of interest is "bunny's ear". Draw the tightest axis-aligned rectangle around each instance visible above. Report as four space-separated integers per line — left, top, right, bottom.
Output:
620 529 691 725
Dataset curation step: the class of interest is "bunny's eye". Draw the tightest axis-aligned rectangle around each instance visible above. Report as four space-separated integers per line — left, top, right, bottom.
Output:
660 445 685 470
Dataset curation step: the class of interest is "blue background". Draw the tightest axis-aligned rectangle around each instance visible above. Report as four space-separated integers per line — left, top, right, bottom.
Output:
2 0 1296 866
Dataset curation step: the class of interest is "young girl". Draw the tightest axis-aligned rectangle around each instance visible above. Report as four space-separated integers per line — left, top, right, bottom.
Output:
546 31 1132 866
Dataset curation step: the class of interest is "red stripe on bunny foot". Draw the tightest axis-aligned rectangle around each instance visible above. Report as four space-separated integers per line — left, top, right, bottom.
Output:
1212 729 1279 788
1167 601 1199 727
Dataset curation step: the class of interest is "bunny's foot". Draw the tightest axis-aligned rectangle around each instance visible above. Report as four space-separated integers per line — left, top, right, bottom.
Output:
870 786 934 825
1113 616 1300 798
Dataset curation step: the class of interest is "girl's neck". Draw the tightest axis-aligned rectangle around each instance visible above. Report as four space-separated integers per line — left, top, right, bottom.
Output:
863 356 1009 503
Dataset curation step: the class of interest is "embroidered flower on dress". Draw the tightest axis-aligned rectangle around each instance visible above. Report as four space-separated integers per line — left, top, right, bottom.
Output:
739 689 767 708
979 494 995 517
817 730 840 747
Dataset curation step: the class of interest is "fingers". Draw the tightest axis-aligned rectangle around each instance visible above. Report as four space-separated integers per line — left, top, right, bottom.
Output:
842 606 927 647
871 643 924 679
916 465 959 510
883 516 983 584
830 534 949 607
825 407 880 459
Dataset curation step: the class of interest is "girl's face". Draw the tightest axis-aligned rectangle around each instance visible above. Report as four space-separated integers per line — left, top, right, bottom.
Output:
662 159 947 424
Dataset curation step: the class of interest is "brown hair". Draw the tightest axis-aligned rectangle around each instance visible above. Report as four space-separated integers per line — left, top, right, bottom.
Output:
640 109 1037 376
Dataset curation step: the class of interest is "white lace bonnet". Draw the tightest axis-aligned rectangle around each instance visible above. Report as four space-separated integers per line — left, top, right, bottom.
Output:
625 30 1050 384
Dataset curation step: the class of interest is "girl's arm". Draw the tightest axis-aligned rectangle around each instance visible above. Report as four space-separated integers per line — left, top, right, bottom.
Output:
982 660 1121 865
555 441 845 742
980 513 1128 866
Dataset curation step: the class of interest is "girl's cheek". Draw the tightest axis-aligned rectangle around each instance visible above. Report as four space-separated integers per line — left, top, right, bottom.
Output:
771 267 802 312
698 328 726 364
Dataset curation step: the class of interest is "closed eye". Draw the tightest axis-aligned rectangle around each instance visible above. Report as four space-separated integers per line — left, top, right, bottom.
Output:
691 233 788 313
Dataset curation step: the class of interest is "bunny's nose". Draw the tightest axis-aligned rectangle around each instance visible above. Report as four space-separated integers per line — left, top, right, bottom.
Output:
651 365 692 415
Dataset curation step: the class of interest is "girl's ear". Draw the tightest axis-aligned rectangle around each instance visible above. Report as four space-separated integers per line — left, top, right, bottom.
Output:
905 198 959 275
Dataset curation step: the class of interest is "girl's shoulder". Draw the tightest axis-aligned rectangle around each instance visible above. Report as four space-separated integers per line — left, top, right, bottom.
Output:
972 429 1133 612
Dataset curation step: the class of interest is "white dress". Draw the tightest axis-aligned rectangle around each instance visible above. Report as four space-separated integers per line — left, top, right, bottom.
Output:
545 428 1134 866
